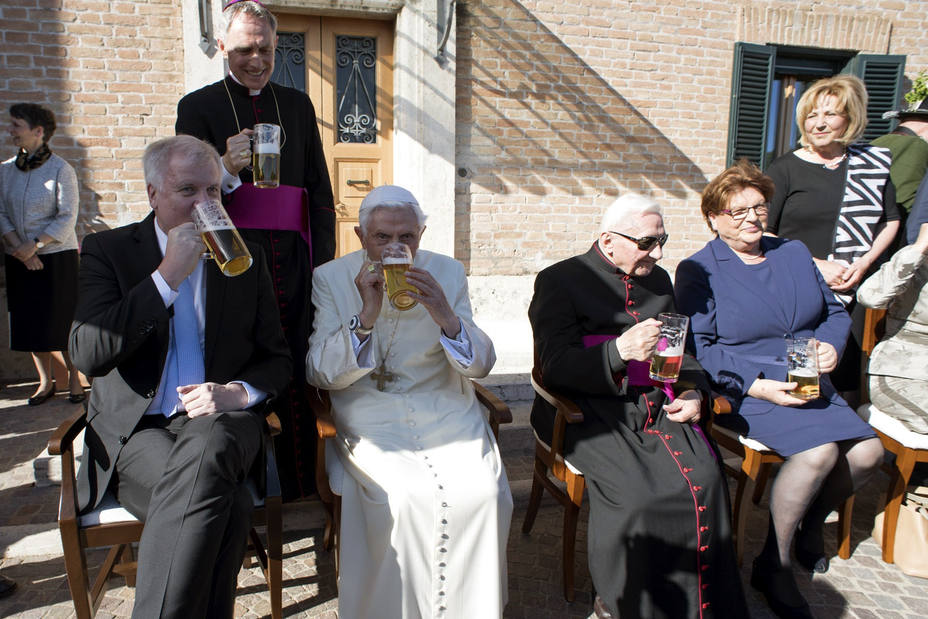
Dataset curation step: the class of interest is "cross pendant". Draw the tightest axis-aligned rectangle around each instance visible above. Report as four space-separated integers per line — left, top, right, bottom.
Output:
370 362 397 391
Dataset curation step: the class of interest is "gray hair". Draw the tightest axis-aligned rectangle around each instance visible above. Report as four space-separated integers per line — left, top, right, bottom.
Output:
222 0 277 37
143 135 221 191
599 192 663 234
358 185 427 233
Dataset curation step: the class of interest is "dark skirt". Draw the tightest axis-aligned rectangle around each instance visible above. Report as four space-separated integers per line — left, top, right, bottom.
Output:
5 249 79 352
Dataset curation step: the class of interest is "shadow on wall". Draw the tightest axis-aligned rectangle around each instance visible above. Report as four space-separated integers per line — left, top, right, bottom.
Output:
455 0 709 272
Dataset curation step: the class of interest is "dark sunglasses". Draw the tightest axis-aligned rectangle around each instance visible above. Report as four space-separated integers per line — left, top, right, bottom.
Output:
609 230 669 251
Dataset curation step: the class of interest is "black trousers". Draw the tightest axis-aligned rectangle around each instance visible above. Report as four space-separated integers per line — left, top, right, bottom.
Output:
114 410 264 619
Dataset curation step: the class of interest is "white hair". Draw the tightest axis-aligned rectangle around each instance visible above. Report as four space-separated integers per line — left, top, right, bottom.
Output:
358 185 427 233
599 192 663 234
222 1 277 37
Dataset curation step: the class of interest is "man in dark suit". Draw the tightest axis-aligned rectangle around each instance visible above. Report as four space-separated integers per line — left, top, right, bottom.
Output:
69 135 291 618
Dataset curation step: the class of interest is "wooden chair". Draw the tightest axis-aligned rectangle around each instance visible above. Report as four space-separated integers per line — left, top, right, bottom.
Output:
858 307 928 564
47 407 283 619
709 400 854 565
307 381 513 577
522 365 585 602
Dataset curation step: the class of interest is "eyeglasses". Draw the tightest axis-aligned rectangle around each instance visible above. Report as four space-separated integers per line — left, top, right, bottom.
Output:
609 230 669 251
720 203 769 221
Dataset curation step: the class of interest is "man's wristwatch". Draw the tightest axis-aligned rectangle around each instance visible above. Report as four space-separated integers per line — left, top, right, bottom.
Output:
348 314 373 336
34 238 46 249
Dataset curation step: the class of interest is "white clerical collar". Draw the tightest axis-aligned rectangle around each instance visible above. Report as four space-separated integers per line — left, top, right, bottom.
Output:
228 72 262 96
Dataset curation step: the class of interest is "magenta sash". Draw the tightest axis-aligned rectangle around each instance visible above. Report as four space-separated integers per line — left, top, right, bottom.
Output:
581 334 675 399
225 183 312 258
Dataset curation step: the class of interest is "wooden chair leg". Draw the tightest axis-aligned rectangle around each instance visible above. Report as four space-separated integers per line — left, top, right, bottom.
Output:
882 448 917 564
837 496 854 560
59 520 94 619
522 456 547 534
266 497 283 619
752 462 772 505
561 473 585 602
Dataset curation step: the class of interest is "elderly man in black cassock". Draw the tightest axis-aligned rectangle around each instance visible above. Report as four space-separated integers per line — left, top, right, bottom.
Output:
529 193 748 619
176 0 335 499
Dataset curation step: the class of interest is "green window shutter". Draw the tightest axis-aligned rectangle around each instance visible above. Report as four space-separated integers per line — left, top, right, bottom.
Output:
844 54 906 140
727 43 775 168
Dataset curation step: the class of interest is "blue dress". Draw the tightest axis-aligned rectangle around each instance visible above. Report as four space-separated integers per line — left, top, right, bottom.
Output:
674 237 874 456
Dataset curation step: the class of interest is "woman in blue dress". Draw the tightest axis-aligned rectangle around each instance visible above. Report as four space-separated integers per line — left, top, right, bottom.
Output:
674 160 883 619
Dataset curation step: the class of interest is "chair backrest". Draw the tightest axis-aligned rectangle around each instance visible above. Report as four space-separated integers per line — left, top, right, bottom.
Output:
860 307 887 404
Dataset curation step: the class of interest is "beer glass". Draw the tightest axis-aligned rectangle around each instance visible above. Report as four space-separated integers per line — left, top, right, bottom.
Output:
252 123 280 189
786 336 820 400
649 313 689 383
192 200 253 277
381 242 419 311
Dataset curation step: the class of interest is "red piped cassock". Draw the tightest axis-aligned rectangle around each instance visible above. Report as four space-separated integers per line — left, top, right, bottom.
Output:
529 244 748 618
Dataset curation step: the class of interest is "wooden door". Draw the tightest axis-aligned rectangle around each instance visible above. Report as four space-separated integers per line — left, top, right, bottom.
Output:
275 15 394 257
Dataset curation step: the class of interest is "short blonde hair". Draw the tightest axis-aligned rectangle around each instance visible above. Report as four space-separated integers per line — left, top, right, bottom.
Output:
795 75 868 147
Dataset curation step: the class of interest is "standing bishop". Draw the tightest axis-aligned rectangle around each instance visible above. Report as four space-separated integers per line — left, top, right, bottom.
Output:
176 0 335 499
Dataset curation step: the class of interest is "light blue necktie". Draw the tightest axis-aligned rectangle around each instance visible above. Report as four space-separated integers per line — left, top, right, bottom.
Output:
159 278 205 416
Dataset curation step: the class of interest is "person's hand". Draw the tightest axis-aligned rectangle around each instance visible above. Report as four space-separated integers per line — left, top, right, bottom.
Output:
832 256 872 292
615 318 661 362
747 378 808 406
663 389 702 424
178 382 248 417
222 128 255 176
354 259 384 332
813 258 848 289
23 254 43 271
914 223 928 255
157 222 205 289
405 267 460 337
11 240 37 262
816 340 838 374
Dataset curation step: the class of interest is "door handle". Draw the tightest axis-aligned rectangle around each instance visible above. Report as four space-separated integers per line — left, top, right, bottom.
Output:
346 179 371 188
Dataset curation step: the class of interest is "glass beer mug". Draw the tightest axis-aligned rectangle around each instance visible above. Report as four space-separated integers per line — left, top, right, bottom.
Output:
381 242 419 311
649 313 689 383
786 336 820 400
192 200 253 277
252 123 280 189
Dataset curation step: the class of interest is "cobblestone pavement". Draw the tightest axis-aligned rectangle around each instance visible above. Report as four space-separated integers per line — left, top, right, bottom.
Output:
1 381 926 618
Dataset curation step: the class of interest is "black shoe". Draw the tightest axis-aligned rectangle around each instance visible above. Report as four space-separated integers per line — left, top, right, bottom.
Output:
751 558 814 619
68 391 86 404
795 526 829 573
27 386 55 406
0 574 16 599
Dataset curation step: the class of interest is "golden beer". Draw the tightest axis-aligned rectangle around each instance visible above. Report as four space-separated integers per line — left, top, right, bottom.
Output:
383 258 418 310
650 353 684 383
252 149 280 189
788 368 820 400
201 226 253 277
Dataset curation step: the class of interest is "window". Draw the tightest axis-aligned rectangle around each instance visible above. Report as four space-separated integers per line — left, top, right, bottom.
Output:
727 43 906 168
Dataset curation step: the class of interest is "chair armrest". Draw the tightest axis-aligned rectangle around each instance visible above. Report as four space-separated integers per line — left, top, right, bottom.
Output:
264 411 282 437
307 387 336 439
712 394 732 415
47 407 87 456
472 381 513 425
531 367 584 424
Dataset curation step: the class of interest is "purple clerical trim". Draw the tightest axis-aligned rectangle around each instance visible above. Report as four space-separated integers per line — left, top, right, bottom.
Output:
224 183 313 263
581 334 675 399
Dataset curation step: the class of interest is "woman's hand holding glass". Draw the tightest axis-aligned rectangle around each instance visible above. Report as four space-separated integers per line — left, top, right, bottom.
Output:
815 340 838 373
747 378 808 407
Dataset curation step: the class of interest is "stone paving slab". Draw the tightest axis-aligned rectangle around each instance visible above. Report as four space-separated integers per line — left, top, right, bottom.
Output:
1 385 927 617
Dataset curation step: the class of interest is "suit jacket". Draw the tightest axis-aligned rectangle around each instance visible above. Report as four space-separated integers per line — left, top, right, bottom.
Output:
69 213 291 512
674 236 850 414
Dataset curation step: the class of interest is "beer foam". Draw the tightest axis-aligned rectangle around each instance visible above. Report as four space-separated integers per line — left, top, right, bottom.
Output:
254 143 279 155
382 255 410 266
789 368 817 378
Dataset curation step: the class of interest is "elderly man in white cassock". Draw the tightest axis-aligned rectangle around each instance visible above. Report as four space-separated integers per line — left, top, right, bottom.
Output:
306 185 513 619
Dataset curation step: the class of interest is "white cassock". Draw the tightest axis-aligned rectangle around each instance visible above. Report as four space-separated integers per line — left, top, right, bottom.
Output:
306 249 513 619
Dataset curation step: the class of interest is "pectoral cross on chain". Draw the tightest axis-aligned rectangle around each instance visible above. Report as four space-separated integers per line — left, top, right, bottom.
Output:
371 361 397 391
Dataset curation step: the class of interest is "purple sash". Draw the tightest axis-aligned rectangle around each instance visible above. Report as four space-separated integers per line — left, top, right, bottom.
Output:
225 183 312 261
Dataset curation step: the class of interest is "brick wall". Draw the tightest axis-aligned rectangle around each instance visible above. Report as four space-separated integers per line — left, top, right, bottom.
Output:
0 0 184 237
456 0 928 275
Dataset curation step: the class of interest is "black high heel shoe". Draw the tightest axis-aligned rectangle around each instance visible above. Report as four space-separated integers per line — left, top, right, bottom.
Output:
751 557 815 619
28 383 55 406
